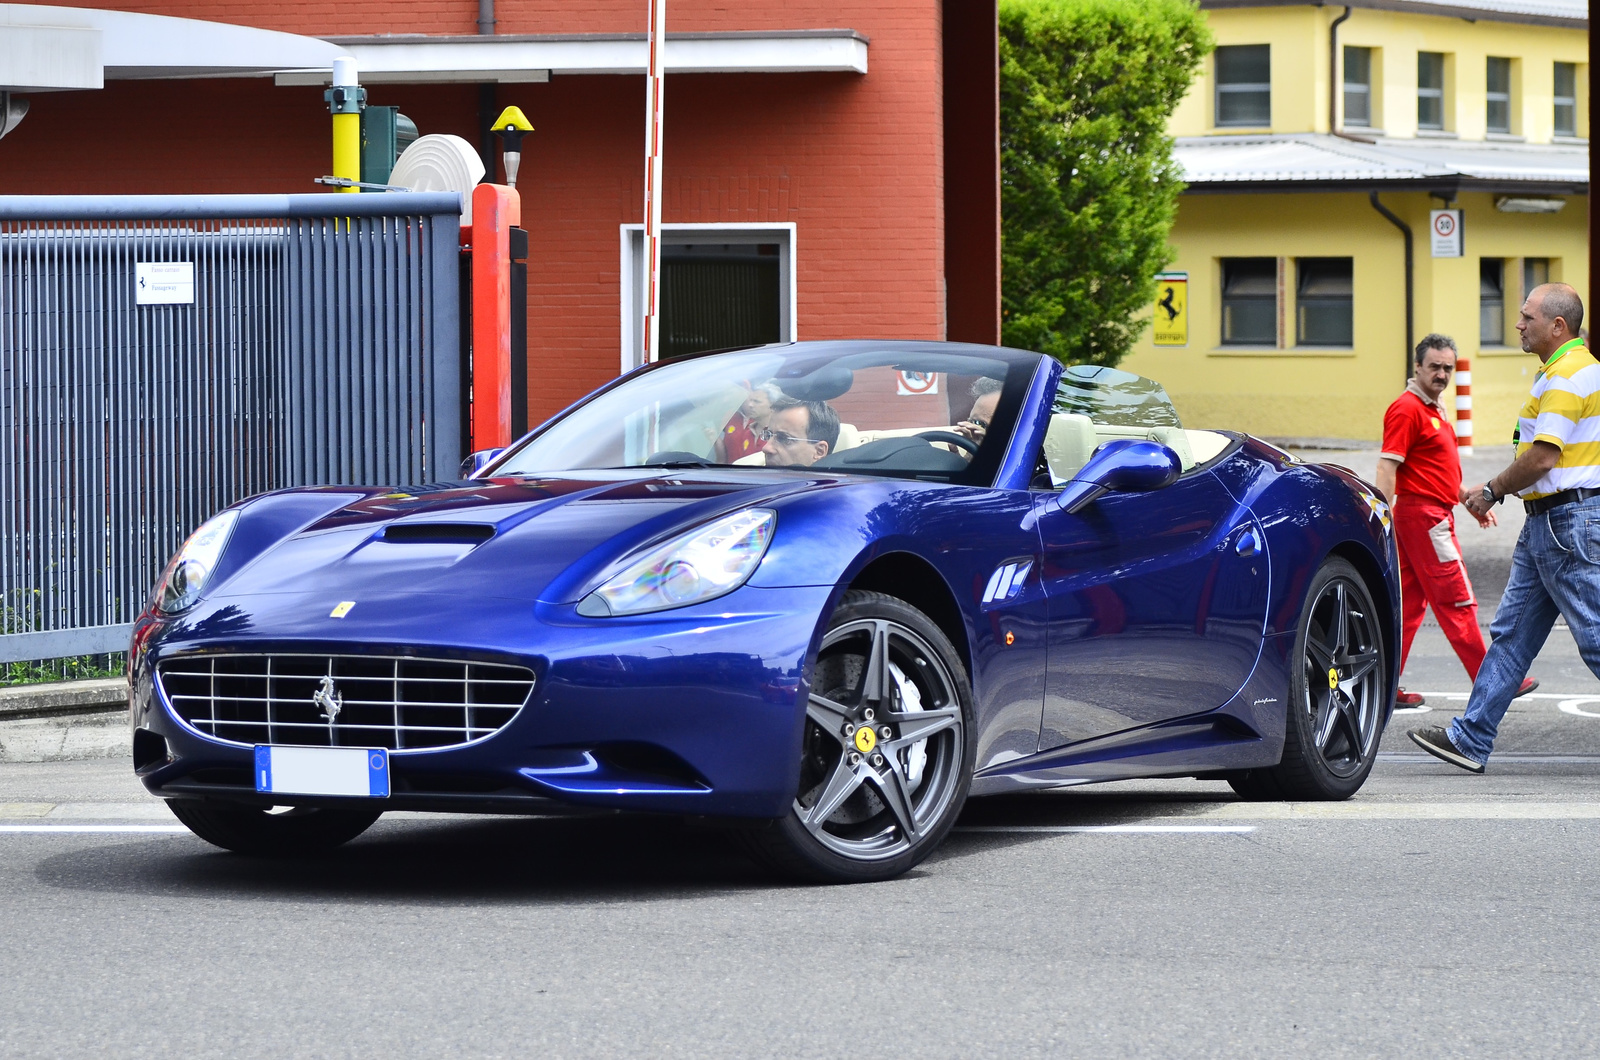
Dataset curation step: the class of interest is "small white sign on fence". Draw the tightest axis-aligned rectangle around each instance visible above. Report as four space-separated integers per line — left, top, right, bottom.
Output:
135 262 195 305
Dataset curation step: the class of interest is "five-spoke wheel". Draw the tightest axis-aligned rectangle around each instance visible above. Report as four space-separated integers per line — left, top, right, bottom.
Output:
1228 557 1388 800
740 590 973 882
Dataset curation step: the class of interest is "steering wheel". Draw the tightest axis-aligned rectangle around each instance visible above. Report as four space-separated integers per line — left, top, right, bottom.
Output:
914 430 980 455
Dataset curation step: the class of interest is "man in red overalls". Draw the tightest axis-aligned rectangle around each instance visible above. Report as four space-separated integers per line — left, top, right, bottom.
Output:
713 381 780 463
1377 334 1538 707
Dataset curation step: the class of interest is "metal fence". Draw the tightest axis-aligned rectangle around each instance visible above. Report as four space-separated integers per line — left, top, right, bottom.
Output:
0 192 463 664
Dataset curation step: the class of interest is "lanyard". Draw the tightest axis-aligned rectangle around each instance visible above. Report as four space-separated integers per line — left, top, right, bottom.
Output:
1540 338 1586 375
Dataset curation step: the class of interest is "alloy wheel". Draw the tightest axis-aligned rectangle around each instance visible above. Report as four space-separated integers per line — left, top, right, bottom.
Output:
1300 576 1383 778
796 617 966 861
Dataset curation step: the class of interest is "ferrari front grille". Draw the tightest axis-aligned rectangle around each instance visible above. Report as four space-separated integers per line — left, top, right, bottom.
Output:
157 653 534 751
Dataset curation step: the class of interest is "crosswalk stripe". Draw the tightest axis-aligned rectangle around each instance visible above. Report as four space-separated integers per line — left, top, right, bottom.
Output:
956 825 1254 834
0 824 188 833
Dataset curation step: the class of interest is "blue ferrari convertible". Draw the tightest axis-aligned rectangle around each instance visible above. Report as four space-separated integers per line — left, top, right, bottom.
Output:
130 341 1399 881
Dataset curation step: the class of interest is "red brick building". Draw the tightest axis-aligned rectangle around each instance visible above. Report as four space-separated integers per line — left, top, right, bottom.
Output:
0 0 998 424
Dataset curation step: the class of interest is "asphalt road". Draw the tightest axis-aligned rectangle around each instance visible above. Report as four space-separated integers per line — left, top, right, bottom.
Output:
4 749 1600 1056
3 450 1597 1058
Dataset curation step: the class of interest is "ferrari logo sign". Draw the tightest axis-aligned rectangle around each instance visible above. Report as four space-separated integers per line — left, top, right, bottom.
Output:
1152 273 1187 347
853 726 878 754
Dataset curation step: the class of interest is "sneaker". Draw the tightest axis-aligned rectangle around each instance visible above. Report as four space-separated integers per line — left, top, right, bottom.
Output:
1409 726 1485 774
1515 677 1540 698
1395 688 1426 708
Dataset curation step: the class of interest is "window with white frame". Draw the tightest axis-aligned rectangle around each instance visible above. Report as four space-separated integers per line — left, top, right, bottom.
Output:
1215 45 1271 127
1221 258 1277 345
1417 52 1445 130
1486 57 1511 134
1481 259 1505 345
1554 62 1578 137
621 224 796 373
1344 46 1373 128
1296 258 1353 346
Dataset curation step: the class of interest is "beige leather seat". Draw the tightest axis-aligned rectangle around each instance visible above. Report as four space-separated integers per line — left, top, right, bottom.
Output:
1042 413 1097 484
1044 415 1202 485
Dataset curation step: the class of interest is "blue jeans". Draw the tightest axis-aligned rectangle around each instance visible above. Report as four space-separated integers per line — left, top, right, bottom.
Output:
1449 495 1600 763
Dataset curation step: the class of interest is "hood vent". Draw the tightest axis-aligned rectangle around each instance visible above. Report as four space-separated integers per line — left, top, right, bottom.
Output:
382 523 496 544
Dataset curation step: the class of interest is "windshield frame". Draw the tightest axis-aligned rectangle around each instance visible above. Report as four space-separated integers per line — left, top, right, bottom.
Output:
482 341 1050 487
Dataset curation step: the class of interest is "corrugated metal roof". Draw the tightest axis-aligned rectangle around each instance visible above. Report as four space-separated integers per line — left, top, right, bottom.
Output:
1346 0 1583 22
1175 134 1588 192
1201 0 1584 29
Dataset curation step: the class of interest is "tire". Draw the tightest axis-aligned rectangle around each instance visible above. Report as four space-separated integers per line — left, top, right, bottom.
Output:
737 590 975 883
168 799 382 856
1227 557 1387 801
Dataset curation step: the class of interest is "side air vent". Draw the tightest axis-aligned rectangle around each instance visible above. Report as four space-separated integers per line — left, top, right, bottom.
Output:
382 523 495 544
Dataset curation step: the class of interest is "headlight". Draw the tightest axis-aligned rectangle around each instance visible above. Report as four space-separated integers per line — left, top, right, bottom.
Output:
577 509 775 617
155 509 239 614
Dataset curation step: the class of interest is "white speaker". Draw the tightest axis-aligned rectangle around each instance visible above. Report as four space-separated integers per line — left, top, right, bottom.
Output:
388 134 485 223
0 94 30 141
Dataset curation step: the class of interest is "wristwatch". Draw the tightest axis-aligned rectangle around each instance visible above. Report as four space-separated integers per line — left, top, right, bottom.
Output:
1482 483 1501 505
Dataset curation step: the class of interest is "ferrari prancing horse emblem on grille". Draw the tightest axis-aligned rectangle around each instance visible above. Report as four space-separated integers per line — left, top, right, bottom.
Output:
314 675 343 725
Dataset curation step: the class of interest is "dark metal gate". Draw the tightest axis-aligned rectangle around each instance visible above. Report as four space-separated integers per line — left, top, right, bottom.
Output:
0 192 463 663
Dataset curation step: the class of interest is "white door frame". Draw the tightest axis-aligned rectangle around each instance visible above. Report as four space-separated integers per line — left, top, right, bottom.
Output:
619 222 797 374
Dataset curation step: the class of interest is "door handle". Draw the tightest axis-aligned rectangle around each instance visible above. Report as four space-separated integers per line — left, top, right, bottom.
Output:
1235 528 1261 557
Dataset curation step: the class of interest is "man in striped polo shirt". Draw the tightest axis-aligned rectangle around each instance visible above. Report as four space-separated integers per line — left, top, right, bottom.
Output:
1412 283 1600 772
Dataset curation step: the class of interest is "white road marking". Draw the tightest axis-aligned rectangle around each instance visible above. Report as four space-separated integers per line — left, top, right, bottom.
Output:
1185 801 1600 820
955 825 1255 834
0 802 174 820
956 803 1600 831
1399 693 1600 719
1381 752 1600 764
1409 691 1600 701
0 824 188 834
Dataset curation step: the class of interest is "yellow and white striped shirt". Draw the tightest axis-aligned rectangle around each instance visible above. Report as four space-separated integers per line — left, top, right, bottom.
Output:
1517 339 1600 499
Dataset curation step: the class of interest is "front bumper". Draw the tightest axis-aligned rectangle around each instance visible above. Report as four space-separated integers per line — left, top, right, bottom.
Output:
131 585 834 819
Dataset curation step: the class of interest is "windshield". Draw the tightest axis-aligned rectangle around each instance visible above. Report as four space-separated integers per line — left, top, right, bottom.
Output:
492 343 1042 484
1051 364 1182 428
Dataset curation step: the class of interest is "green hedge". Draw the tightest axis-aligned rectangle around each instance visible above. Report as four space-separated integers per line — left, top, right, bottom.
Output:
1001 0 1211 366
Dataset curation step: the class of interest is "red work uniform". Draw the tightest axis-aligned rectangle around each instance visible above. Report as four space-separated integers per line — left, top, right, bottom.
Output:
1380 381 1486 679
718 413 760 461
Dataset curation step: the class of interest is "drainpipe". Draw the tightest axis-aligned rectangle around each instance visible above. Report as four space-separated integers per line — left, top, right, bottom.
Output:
476 0 496 178
1328 7 1373 144
1369 191 1414 385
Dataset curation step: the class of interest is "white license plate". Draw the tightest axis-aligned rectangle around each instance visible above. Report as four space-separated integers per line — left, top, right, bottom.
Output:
254 745 390 798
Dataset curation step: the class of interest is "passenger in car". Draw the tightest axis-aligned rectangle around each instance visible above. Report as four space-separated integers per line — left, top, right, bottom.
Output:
952 377 1003 454
760 397 841 467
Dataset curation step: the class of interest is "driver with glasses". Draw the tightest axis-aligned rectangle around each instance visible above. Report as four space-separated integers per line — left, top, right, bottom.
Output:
759 397 841 467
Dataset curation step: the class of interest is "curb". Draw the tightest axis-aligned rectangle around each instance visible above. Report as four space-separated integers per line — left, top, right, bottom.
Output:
0 678 128 721
0 679 129 763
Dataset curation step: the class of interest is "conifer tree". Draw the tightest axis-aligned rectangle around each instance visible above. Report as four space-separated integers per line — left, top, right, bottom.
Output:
1001 0 1212 365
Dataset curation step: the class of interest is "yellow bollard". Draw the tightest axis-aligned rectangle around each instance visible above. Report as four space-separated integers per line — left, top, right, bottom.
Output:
326 57 365 194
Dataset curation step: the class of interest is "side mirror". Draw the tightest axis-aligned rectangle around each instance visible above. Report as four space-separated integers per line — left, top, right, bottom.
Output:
460 448 506 479
1056 439 1181 514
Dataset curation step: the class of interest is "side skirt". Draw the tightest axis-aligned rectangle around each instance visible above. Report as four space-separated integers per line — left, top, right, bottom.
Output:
969 633 1293 794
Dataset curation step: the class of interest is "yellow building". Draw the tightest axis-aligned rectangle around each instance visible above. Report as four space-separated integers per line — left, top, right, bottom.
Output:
1123 0 1589 445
